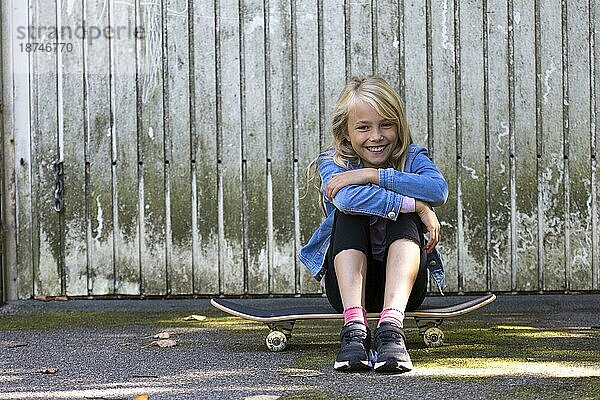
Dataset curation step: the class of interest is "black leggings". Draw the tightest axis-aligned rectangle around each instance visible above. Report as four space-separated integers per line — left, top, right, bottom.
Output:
324 211 428 313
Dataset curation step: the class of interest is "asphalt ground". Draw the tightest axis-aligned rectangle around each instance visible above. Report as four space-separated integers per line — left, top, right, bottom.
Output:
0 294 599 400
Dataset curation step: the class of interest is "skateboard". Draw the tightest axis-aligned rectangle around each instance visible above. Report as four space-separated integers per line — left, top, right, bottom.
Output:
210 293 496 352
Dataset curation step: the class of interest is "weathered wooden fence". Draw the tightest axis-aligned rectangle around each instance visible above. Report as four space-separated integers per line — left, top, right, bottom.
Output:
1 0 598 299
1 0 6 305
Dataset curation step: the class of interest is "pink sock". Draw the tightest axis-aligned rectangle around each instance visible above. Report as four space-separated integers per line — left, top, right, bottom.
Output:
343 306 367 326
378 307 404 328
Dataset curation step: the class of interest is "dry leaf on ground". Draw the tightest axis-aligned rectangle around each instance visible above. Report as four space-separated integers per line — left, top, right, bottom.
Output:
150 339 177 348
183 314 206 321
6 341 28 348
35 296 52 302
132 394 149 400
41 368 59 374
153 332 172 339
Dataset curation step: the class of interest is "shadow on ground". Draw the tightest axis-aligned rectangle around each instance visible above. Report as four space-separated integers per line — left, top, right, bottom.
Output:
0 294 599 399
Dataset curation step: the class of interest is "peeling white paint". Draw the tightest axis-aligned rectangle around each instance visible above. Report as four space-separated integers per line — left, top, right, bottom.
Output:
95 195 104 241
498 121 509 153
572 247 591 267
517 212 537 242
498 161 506 175
463 164 479 180
148 126 155 140
540 153 565 245
514 11 521 26
440 0 453 53
392 38 399 49
542 62 557 104
245 14 264 35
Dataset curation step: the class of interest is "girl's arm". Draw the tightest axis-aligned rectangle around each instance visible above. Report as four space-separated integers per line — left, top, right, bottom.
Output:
416 199 440 252
319 154 442 252
318 154 409 220
324 148 448 207
378 147 448 206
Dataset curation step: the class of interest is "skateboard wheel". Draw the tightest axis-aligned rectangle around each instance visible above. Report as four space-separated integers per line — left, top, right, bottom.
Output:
423 327 444 348
266 330 287 352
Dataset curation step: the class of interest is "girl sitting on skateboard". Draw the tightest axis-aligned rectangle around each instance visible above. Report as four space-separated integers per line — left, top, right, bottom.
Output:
299 75 448 372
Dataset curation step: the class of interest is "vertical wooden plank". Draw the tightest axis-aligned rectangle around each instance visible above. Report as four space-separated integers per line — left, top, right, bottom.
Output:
486 0 512 292
60 0 87 296
12 0 34 298
403 0 428 146
0 0 3 303
1 0 13 301
31 0 61 296
375 0 401 90
322 1 346 127
55 1 67 296
405 0 430 290
84 0 115 295
429 0 458 292
138 1 166 295
111 0 141 295
192 0 218 294
459 0 487 292
267 0 295 294
295 0 321 294
512 0 538 291
539 0 566 291
567 0 593 291
347 0 373 75
218 0 244 294
241 0 268 294
161 0 173 297
593 0 600 291
165 0 192 295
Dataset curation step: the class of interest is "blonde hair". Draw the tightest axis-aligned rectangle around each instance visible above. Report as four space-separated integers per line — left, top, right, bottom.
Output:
329 75 413 171
303 75 413 210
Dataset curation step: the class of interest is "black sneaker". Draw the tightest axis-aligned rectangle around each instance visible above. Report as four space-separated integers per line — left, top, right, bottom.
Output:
373 322 413 372
333 321 372 371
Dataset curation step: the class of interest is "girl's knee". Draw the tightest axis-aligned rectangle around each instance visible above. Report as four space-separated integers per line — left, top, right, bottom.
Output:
389 237 421 249
334 248 368 263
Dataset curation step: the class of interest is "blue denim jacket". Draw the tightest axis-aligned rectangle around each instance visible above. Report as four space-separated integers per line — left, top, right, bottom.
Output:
298 144 449 293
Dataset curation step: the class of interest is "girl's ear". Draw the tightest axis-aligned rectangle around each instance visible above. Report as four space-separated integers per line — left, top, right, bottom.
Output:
343 128 350 141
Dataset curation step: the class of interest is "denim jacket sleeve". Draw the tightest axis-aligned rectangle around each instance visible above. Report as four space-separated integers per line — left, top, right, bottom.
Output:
378 146 449 207
318 153 405 220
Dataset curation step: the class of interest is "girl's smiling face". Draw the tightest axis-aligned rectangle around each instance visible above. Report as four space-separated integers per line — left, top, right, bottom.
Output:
345 100 398 168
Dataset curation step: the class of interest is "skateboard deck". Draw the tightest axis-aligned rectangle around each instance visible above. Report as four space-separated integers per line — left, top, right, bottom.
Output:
211 293 496 351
